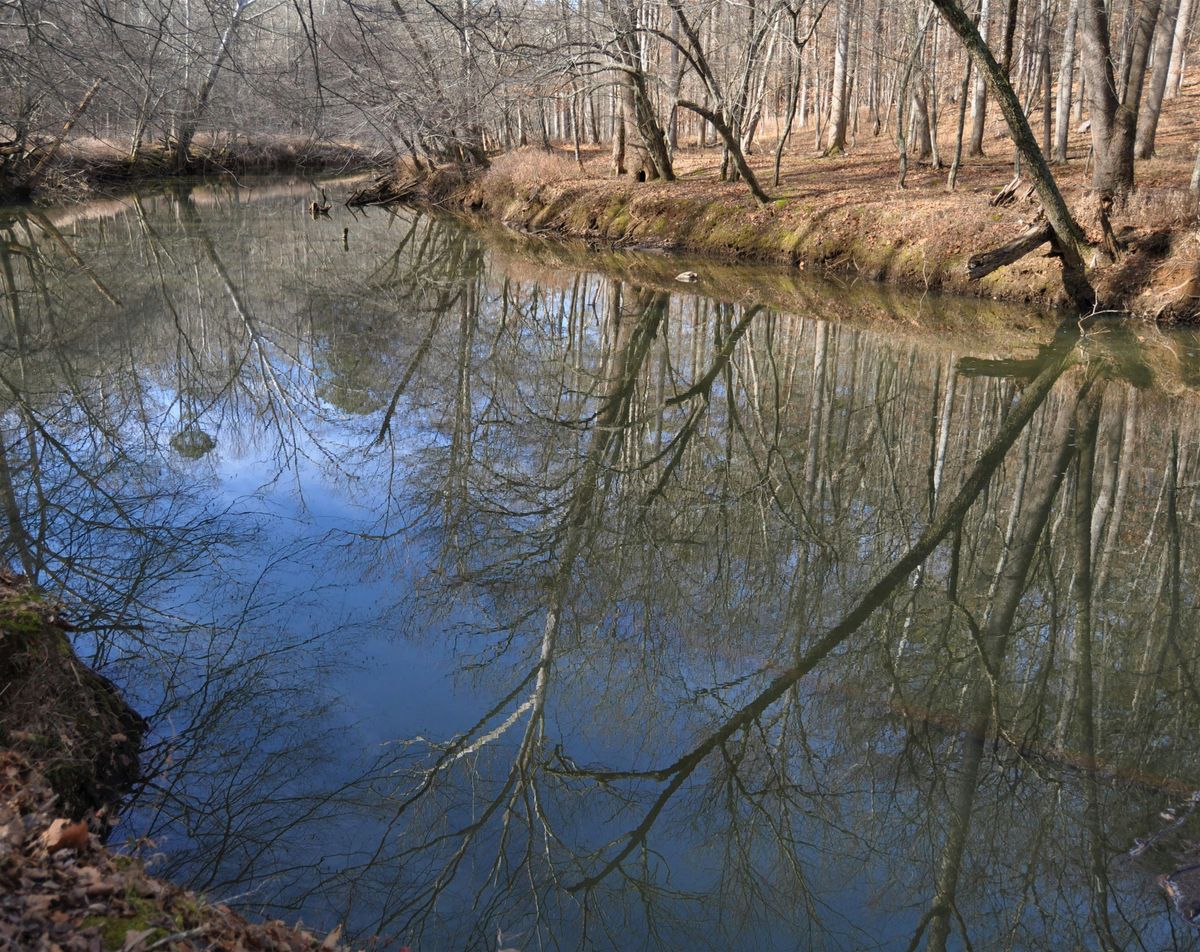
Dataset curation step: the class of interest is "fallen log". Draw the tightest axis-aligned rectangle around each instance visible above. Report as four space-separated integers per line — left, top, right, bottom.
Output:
26 79 102 189
967 218 1054 280
345 174 421 207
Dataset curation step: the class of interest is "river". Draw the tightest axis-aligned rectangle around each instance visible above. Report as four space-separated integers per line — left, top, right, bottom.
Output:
2 180 1200 950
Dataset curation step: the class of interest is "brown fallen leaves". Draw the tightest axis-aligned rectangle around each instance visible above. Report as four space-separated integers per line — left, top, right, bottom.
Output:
0 751 356 952
41 818 91 853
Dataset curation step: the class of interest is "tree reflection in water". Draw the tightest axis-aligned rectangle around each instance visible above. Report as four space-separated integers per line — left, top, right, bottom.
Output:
2 187 1200 950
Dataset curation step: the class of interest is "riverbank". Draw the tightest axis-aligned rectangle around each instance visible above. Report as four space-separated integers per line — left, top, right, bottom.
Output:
362 64 1200 324
375 146 1200 323
0 575 353 951
0 134 382 205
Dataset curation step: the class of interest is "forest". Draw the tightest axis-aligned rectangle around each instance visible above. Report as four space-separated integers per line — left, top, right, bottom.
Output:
2 0 1199 314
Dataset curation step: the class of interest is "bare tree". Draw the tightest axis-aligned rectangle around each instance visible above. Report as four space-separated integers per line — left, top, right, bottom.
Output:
1077 0 1162 194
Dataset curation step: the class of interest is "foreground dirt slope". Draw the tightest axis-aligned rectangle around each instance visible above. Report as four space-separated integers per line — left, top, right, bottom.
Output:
0 751 354 952
0 576 355 952
0 571 144 823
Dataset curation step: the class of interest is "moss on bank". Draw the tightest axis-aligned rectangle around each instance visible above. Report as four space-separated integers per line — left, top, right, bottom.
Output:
382 159 1200 323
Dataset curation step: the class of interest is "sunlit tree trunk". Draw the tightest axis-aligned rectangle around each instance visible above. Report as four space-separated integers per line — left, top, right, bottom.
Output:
968 0 992 154
825 0 853 154
1136 0 1184 158
1077 0 1162 194
1166 0 1194 98
172 0 254 171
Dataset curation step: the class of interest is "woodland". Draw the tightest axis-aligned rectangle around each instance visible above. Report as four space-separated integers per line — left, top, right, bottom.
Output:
3 0 1200 311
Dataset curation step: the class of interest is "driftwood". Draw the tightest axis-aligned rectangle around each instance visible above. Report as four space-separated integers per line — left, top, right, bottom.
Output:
967 216 1055 280
346 174 422 207
309 187 331 218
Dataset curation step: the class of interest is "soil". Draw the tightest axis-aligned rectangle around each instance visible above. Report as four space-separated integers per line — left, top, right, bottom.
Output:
0 571 144 823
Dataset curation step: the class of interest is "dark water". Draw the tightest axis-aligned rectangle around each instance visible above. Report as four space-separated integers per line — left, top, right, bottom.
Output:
4 181 1200 951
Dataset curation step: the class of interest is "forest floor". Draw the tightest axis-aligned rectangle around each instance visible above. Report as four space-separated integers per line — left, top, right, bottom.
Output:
420 71 1200 321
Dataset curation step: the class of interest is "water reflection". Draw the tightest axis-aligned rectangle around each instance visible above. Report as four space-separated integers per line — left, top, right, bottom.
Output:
3 185 1200 950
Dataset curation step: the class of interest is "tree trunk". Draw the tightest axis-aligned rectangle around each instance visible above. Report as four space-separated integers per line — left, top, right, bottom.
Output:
1166 0 1194 98
611 97 627 175
948 49 973 189
539 101 552 151
912 80 935 163
897 5 936 187
968 0 992 155
619 79 654 179
620 66 675 180
172 0 252 171
928 18 944 167
1053 0 1080 163
869 0 884 128
668 14 682 150
1039 0 1052 155
774 40 802 185
1077 0 1162 194
931 0 1096 308
608 1 675 181
1136 0 1183 158
825 0 853 154
1001 0 1020 74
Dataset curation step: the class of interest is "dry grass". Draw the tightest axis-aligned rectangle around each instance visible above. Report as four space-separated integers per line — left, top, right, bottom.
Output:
483 146 587 189
1119 186 1200 231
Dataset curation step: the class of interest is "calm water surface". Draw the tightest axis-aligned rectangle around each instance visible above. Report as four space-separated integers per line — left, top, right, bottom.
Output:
3 182 1200 951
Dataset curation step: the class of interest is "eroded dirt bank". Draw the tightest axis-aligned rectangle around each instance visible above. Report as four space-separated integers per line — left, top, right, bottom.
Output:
367 154 1200 323
0 576 353 952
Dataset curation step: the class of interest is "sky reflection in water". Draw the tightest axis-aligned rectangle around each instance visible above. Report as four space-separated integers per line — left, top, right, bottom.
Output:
3 183 1200 950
